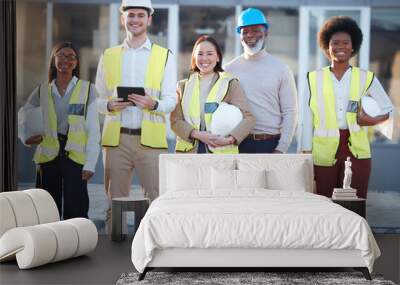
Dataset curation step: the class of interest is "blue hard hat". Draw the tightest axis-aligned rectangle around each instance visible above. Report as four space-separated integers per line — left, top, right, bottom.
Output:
236 8 269 34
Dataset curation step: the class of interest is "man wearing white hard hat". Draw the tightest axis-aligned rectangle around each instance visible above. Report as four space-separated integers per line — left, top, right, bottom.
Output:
95 0 177 233
224 8 298 154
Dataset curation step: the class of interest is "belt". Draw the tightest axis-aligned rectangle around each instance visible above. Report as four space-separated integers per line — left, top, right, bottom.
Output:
120 127 141 136
247 133 281 141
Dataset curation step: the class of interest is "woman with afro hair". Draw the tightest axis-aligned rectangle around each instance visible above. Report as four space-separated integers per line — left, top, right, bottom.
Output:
298 16 393 199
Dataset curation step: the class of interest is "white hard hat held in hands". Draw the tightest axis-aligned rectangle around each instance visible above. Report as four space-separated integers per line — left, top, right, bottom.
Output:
210 102 243 137
361 95 383 117
120 0 154 15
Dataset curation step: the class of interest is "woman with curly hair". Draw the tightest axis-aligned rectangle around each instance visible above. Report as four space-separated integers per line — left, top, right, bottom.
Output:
298 16 393 198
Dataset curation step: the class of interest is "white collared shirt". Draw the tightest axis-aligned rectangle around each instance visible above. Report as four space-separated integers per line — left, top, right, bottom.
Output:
50 76 78 135
18 76 100 172
298 68 394 151
95 37 177 129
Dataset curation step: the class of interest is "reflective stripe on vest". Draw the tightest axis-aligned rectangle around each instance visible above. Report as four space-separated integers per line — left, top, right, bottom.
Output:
308 66 374 166
175 72 239 154
33 84 59 164
101 44 169 148
33 80 90 165
65 80 90 165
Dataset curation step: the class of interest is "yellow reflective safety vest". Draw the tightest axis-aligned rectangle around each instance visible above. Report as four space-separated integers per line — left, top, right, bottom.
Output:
33 80 90 165
308 66 374 166
175 72 239 154
101 44 169 148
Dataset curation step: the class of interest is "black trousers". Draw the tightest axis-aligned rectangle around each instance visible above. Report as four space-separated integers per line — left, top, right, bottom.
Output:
36 137 89 219
198 141 207 153
239 137 280 153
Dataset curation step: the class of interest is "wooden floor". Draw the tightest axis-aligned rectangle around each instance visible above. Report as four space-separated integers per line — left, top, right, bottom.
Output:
0 235 133 285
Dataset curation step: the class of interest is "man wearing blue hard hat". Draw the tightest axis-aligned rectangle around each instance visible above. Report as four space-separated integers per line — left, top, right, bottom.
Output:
225 8 298 153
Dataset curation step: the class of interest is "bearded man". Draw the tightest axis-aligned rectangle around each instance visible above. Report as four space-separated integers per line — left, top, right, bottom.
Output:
224 8 298 153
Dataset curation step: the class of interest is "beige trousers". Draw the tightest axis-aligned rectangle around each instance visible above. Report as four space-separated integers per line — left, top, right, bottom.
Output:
103 133 166 233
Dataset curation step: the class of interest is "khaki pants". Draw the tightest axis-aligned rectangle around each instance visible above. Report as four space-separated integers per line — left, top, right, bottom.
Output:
103 133 165 233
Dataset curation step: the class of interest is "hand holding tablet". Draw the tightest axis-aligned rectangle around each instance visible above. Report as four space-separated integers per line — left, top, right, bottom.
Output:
107 87 145 112
117 86 145 104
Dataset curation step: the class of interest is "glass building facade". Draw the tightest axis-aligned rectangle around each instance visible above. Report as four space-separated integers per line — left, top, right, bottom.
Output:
16 0 400 232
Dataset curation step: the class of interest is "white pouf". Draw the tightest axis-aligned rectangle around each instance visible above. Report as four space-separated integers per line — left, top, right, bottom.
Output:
0 189 98 269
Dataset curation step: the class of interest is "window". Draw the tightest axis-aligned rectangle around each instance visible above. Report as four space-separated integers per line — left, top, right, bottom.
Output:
53 3 110 83
16 1 47 107
178 6 236 80
367 8 400 233
370 8 400 144
17 1 47 184
245 7 299 80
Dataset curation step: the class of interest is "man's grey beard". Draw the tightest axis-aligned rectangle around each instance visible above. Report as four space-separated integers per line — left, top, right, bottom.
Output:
242 38 265 56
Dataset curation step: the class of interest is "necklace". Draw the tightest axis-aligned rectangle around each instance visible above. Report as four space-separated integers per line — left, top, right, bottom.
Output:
55 77 71 95
57 85 67 96
56 81 67 94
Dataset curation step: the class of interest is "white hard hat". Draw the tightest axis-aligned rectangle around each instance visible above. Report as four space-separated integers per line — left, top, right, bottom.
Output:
210 102 243 137
361 95 382 117
120 0 154 15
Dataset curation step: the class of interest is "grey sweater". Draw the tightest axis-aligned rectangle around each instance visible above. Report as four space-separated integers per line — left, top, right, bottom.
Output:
224 50 298 153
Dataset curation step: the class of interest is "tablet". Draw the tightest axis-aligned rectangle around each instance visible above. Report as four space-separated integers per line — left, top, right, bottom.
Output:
117 86 145 104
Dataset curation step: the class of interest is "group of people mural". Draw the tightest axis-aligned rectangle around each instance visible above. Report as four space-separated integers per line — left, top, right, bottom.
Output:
18 0 394 232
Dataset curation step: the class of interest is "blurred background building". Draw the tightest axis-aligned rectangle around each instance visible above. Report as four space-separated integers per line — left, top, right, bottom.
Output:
16 0 400 231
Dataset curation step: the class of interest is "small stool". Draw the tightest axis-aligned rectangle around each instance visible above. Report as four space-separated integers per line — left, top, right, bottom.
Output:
111 197 149 242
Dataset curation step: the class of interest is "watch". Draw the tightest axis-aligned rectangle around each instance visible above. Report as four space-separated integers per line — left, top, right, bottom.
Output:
152 100 159 111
